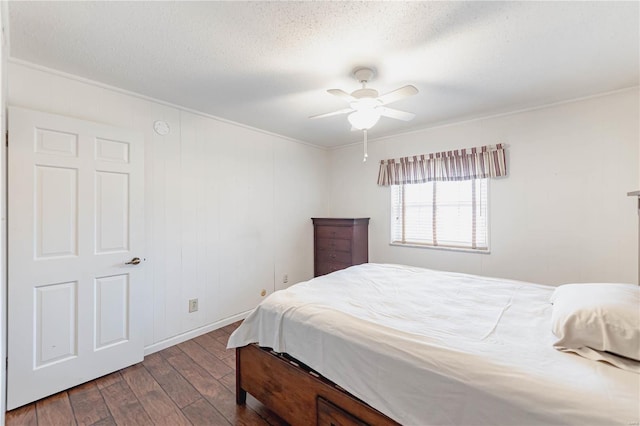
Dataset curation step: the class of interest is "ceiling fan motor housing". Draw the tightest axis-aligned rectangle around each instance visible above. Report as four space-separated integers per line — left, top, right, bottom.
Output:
353 67 375 83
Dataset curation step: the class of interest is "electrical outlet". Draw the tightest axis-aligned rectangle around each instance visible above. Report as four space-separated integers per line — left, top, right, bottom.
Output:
283 274 288 284
188 298 198 313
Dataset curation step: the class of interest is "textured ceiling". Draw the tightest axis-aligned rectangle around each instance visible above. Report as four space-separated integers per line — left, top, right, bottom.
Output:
8 1 640 147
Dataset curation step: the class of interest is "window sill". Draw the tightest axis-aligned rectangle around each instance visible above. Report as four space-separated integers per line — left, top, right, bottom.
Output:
389 242 491 254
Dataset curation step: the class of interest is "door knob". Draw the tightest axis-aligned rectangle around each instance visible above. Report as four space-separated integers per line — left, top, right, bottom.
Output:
125 257 141 265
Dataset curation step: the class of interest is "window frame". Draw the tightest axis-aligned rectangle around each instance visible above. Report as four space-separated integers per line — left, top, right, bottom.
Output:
389 179 491 254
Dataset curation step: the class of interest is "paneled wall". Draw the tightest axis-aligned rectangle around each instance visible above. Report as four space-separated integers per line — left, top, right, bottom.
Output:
327 89 639 285
8 61 328 350
8 59 638 354
1 2 8 418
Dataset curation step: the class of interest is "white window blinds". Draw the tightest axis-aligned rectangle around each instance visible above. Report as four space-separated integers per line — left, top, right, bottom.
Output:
391 179 488 250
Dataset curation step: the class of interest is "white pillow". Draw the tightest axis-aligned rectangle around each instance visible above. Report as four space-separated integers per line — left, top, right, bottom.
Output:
550 283 640 372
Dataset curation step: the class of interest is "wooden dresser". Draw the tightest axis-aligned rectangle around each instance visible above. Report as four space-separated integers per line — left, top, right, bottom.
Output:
312 218 370 277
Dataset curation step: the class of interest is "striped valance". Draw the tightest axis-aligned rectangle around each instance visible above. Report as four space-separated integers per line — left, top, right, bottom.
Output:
377 143 507 186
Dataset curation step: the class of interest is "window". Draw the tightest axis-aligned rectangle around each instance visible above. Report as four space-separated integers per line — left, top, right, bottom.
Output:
391 179 488 251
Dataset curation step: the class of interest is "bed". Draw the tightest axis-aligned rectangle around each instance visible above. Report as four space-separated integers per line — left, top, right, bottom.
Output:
227 263 640 425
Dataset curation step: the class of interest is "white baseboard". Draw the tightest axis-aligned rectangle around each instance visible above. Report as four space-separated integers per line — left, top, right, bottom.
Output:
143 311 251 356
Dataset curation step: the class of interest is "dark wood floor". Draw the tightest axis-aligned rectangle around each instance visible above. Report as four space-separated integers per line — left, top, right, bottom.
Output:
5 322 288 426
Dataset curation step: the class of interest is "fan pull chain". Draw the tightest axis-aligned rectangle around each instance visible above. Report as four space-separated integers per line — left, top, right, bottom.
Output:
363 129 368 162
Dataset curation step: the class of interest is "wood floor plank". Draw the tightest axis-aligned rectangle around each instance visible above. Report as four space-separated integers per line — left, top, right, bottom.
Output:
142 352 201 408
207 328 230 340
221 322 241 335
165 351 268 425
90 416 117 426
157 344 183 359
194 332 234 359
100 380 153 426
208 328 234 346
120 364 191 425
218 372 235 393
67 382 111 426
215 334 232 346
220 351 236 369
219 333 233 344
95 371 123 390
181 398 231 425
5 404 37 426
35 392 75 426
178 339 233 379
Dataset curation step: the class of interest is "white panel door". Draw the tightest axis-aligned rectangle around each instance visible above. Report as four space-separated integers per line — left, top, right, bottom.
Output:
7 107 144 409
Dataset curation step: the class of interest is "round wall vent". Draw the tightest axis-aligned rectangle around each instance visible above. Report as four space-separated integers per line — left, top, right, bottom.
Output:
153 120 170 135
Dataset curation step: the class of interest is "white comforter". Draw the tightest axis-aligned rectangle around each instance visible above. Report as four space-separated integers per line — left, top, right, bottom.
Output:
228 263 640 425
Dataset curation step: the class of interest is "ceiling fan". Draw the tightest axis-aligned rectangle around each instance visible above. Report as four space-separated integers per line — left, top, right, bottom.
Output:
310 67 418 161
309 67 418 130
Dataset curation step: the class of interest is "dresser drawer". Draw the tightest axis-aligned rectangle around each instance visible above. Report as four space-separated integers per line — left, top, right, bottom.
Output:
312 218 369 278
316 250 353 264
315 226 353 240
316 238 352 253
316 261 351 276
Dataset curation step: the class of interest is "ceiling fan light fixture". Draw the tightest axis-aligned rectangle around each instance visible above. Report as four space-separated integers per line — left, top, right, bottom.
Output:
348 108 381 130
309 66 419 154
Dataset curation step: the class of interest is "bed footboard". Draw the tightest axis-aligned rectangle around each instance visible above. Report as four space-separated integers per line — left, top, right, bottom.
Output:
236 344 399 426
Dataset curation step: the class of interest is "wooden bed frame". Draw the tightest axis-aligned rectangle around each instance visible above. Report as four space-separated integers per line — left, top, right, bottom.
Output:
236 344 400 426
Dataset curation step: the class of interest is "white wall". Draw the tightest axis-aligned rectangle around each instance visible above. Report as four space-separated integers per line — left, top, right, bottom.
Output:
7 61 328 350
328 89 639 285
5 60 638 357
0 2 8 423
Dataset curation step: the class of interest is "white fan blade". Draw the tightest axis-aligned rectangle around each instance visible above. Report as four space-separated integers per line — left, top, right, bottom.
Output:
378 85 418 105
380 107 415 121
327 89 355 101
309 108 354 119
